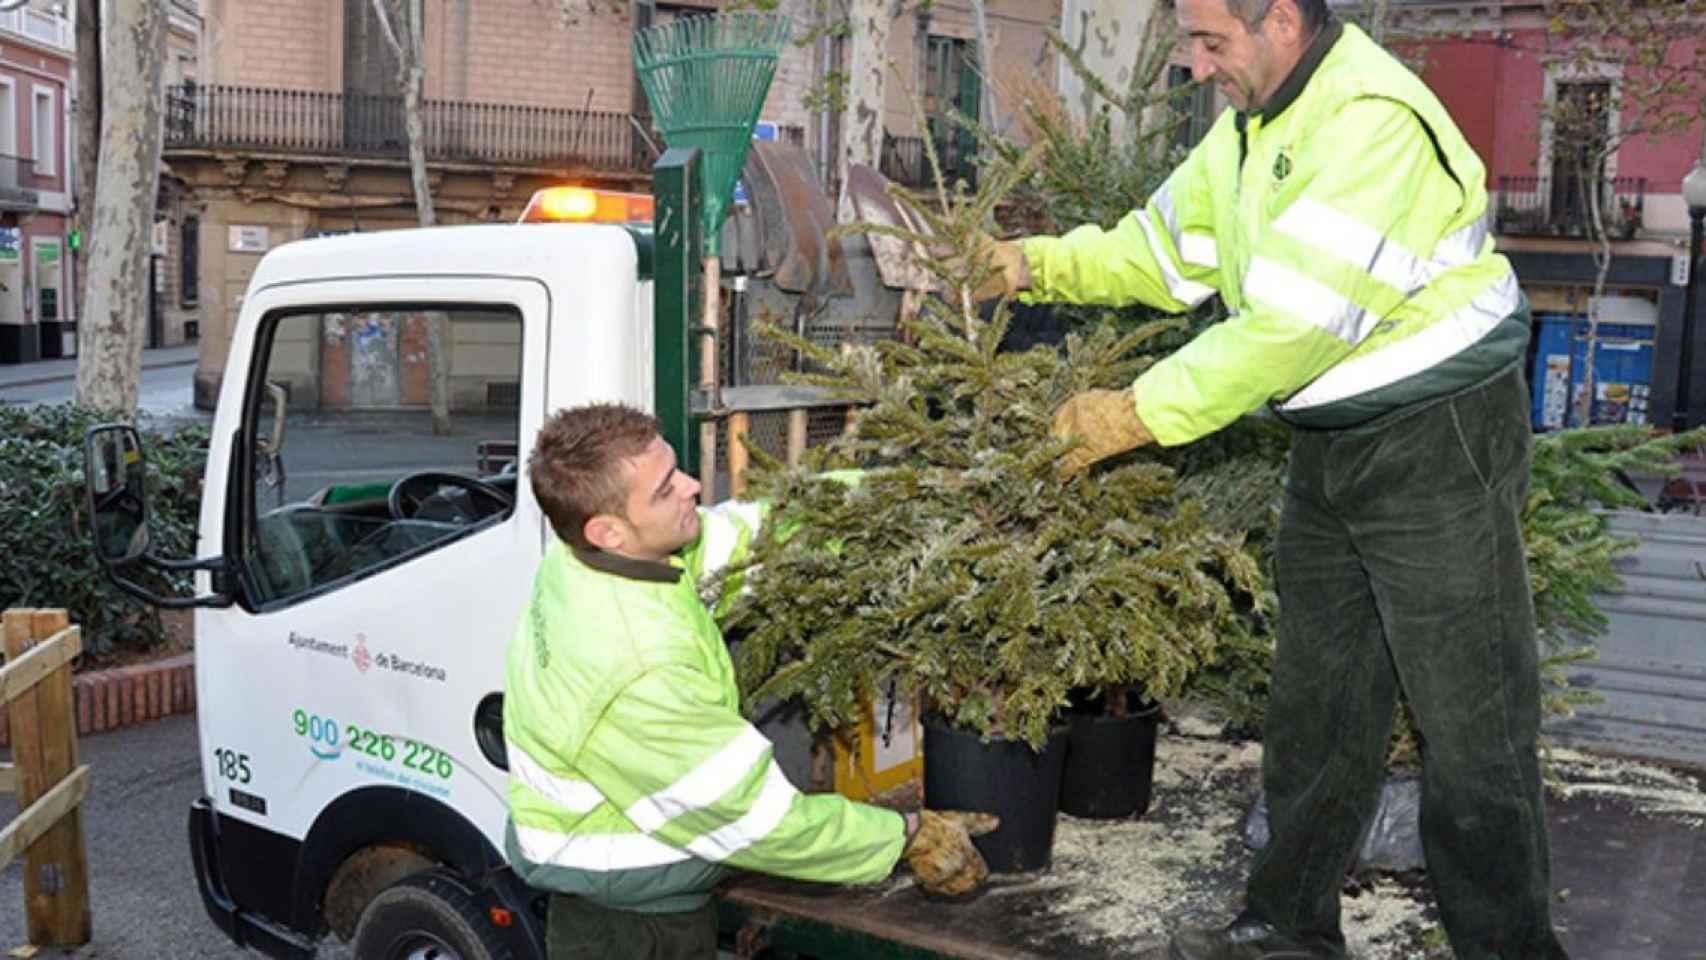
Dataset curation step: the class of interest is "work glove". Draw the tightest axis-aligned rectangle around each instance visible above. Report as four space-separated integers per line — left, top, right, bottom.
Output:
941 232 1029 303
1050 387 1155 480
903 809 1000 898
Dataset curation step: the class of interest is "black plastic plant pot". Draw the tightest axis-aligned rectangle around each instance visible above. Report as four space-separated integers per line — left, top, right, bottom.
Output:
921 715 1067 873
1058 691 1161 819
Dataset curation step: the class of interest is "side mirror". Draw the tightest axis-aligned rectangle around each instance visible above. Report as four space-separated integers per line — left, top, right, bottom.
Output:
84 424 152 565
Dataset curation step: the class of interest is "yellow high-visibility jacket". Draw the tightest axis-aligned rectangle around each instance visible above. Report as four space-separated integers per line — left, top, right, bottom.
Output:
1024 21 1526 443
503 500 903 913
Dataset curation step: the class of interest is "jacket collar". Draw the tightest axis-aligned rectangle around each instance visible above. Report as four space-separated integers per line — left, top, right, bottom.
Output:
1248 17 1343 123
571 544 683 584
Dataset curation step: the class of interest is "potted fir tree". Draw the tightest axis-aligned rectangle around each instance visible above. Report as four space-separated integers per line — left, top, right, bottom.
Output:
719 157 1264 871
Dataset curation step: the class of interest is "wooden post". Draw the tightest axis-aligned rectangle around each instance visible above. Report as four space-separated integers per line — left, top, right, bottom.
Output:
3 609 92 945
786 409 809 467
728 411 751 499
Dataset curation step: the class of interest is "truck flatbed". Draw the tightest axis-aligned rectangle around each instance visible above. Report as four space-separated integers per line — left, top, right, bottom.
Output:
713 728 1706 960
715 729 1260 960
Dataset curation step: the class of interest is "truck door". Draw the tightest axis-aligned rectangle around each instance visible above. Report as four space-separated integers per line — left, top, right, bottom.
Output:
193 276 547 918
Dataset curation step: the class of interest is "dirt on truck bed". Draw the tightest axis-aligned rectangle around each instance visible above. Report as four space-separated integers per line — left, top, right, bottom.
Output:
723 715 1706 960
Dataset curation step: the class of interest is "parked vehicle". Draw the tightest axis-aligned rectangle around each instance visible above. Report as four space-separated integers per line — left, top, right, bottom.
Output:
81 151 807 960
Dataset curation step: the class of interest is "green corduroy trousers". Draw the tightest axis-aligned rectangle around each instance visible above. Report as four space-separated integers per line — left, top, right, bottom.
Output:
1246 365 1570 960
547 894 717 960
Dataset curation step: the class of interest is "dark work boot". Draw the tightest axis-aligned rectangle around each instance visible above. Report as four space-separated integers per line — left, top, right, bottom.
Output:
1168 916 1331 960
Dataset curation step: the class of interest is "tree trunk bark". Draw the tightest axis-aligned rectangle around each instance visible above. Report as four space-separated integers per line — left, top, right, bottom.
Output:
1575 154 1613 428
74 0 166 413
72 0 101 331
837 0 889 224
376 0 450 434
971 0 998 135
402 0 449 435
1370 0 1391 45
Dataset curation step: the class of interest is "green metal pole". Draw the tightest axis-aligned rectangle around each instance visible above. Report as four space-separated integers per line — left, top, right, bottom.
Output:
652 147 703 479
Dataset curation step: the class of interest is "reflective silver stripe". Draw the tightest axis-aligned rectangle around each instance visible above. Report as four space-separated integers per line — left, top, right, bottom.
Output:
1433 214 1488 268
684 761 799 862
1136 211 1215 307
1272 197 1431 294
696 500 764 576
513 823 692 871
626 726 772 833
509 745 606 814
1179 232 1218 269
1280 272 1521 411
1150 183 1181 239
1243 256 1372 344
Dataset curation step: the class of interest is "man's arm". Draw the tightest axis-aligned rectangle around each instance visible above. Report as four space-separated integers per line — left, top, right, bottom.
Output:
1022 143 1223 312
573 663 907 885
1133 99 1468 445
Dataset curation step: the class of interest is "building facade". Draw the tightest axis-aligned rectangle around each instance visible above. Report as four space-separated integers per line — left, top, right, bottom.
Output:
167 0 1062 407
0 0 73 365
1390 0 1706 429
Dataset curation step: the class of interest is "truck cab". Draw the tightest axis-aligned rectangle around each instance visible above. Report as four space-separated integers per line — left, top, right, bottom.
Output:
89 218 661 959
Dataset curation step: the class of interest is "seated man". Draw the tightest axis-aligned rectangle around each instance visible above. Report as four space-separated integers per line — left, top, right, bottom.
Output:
505 403 996 960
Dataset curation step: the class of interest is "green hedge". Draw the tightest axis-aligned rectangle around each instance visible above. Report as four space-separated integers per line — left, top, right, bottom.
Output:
0 403 208 657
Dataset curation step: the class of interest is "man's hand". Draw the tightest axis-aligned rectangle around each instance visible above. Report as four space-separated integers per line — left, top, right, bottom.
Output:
1050 388 1155 479
942 233 1029 303
903 809 1000 897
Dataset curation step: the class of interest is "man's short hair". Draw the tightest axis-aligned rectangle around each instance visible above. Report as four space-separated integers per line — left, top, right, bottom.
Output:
529 403 659 550
1227 0 1328 31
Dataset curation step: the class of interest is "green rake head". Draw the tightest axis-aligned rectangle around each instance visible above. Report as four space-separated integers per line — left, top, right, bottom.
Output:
634 12 791 256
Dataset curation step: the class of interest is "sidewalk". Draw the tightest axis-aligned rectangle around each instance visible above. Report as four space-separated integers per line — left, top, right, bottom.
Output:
0 341 201 390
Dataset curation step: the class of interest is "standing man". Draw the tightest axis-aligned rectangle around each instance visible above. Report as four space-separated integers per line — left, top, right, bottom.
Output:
505 403 996 959
977 1 1569 958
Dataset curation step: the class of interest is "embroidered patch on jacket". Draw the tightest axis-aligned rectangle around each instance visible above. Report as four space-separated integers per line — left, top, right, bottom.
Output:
1272 148 1293 183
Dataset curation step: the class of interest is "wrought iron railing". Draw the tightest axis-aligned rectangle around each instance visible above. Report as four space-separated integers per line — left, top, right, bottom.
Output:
880 132 978 190
1494 175 1647 240
164 83 652 173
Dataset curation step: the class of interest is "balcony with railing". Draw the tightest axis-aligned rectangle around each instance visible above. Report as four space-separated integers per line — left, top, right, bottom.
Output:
1494 175 1648 240
880 131 979 191
0 6 72 52
164 83 652 174
0 153 41 208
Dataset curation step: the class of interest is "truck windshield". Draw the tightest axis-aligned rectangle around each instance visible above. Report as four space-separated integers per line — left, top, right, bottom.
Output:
243 305 523 606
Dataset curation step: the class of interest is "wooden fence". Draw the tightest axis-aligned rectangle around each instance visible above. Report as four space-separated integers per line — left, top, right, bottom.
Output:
1 609 92 947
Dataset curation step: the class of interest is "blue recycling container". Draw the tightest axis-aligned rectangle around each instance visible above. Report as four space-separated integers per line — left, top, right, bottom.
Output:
1529 313 1655 430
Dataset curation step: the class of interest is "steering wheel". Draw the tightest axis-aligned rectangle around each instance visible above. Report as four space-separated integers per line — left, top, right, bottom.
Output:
387 471 514 523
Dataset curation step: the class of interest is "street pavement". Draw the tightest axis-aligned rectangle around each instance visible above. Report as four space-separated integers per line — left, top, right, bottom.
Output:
0 343 208 425
0 713 251 958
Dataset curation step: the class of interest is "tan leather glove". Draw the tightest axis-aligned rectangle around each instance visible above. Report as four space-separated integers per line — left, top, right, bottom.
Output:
903 809 1000 897
1050 387 1155 479
943 233 1029 302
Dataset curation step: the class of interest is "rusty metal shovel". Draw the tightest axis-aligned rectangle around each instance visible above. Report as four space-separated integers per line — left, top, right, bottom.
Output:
845 164 939 329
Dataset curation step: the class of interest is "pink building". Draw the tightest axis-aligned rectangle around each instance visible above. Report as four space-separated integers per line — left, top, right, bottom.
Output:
0 1 72 365
1388 1 1706 429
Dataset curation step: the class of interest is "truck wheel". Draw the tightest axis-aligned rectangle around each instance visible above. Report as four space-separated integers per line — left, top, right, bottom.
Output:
351 867 514 960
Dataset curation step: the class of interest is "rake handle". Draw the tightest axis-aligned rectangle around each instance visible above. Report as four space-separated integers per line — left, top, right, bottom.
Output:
700 255 721 499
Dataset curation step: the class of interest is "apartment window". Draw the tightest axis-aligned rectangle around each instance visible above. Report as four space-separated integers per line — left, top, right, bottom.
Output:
1167 65 1217 150
31 86 54 177
0 79 15 159
924 36 980 183
180 216 200 308
1548 80 1612 232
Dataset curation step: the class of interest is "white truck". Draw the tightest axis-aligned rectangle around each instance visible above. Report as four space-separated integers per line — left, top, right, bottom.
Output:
82 149 863 959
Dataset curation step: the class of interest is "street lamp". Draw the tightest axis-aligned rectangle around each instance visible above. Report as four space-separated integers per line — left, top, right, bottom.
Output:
1676 161 1706 432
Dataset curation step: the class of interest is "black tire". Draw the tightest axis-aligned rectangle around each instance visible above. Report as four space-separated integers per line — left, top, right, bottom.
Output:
351 867 515 960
